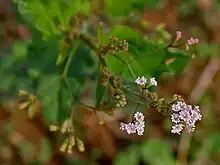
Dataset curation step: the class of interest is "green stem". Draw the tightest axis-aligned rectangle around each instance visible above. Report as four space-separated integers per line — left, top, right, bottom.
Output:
112 55 136 80
63 41 80 76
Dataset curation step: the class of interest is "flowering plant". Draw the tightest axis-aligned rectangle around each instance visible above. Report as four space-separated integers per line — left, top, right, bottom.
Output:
1 0 201 155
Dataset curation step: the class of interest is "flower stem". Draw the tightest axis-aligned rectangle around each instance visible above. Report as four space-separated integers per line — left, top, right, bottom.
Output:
63 41 80 77
112 55 136 80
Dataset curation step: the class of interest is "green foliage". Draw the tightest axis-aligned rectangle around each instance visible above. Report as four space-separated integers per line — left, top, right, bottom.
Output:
15 0 90 38
114 145 140 165
198 42 220 57
114 139 176 165
0 0 201 161
106 0 161 17
38 75 60 123
104 25 191 80
141 139 176 165
203 133 220 154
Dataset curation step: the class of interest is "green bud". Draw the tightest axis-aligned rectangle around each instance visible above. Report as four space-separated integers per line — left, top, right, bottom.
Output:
60 138 69 152
76 138 85 152
49 125 60 132
19 101 30 110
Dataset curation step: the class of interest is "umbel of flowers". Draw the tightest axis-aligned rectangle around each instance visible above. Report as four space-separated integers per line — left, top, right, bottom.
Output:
171 101 202 134
119 76 202 136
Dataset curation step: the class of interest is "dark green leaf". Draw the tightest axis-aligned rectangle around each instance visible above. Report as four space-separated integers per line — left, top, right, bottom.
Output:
38 75 60 124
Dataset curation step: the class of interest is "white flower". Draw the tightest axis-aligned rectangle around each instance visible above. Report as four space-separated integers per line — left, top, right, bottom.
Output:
170 101 202 135
150 77 157 86
191 110 202 121
125 123 136 134
134 112 144 122
120 112 145 136
172 103 181 112
171 113 180 124
120 122 126 130
135 76 147 86
171 124 184 135
136 127 144 135
179 110 191 122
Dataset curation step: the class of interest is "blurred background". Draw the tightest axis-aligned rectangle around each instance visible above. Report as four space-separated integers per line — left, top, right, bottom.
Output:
1 0 220 165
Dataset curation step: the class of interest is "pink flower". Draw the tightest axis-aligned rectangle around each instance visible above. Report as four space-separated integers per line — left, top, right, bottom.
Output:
120 112 145 136
176 31 182 40
170 101 202 135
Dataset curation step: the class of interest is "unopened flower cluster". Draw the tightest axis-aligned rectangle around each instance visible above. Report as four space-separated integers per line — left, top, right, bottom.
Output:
135 76 157 87
175 31 199 50
120 112 145 135
171 101 202 135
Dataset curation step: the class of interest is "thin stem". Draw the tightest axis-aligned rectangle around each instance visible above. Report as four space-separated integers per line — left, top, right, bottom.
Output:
112 55 136 80
79 102 96 110
134 103 140 113
63 41 80 76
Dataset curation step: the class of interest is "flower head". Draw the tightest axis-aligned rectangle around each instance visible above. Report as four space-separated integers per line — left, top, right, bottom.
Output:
185 37 199 50
150 77 157 86
120 111 145 136
134 112 144 121
170 101 202 135
135 76 147 86
171 124 184 135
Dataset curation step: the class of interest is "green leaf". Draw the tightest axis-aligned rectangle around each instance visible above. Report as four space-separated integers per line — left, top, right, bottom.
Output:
106 25 145 46
63 0 90 27
38 75 60 124
58 79 71 122
114 145 140 165
141 139 175 165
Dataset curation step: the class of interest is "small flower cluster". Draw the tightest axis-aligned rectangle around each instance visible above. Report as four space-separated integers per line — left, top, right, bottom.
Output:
104 36 129 54
135 76 157 87
175 31 199 50
60 136 85 153
101 67 111 86
118 40 129 51
120 112 145 135
114 93 127 107
170 101 202 135
186 37 199 50
49 119 74 134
